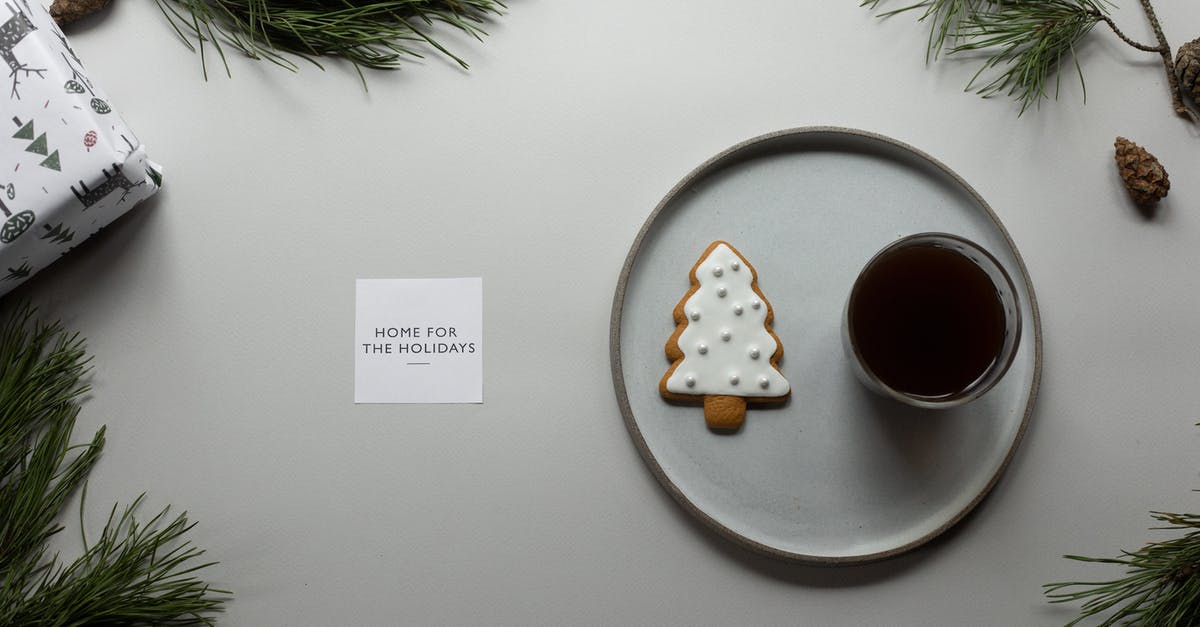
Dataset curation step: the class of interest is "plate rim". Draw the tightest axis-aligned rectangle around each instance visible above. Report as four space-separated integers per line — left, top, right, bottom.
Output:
608 125 1044 564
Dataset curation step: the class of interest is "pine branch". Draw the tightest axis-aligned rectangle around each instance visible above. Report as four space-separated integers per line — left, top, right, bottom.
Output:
1131 0 1193 119
0 307 95 575
8 496 228 626
0 303 227 625
864 0 1194 120
1045 511 1200 626
951 0 1106 114
154 0 506 86
860 0 997 61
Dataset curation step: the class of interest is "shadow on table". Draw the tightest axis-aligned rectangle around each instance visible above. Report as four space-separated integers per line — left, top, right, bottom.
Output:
647 386 1001 587
5 190 162 311
663 489 976 588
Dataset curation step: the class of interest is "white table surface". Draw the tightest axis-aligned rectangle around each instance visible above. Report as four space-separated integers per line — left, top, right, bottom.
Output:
12 1 1200 624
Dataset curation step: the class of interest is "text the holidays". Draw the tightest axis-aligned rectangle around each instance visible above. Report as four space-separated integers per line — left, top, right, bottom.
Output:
361 326 477 355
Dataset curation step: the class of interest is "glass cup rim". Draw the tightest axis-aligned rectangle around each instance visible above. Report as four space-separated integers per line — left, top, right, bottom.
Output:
845 232 1023 408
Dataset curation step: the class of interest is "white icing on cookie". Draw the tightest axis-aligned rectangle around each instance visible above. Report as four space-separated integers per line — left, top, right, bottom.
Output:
665 243 789 397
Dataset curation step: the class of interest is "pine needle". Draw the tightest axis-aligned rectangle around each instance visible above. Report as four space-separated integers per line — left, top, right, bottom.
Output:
864 0 1111 113
860 0 994 61
154 0 506 84
951 0 1106 114
1045 511 1200 626
0 303 227 625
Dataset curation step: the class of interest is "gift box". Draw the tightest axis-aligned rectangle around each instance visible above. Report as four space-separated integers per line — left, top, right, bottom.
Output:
0 0 160 297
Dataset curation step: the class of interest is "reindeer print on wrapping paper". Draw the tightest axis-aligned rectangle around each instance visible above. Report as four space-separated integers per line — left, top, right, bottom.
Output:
1 0 44 99
72 163 143 210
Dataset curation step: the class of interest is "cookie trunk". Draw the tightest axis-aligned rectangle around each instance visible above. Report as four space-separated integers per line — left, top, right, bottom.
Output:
704 395 746 430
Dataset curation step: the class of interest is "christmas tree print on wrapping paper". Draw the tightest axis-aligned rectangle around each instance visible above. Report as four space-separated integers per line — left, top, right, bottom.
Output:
660 241 790 431
11 117 60 171
39 222 72 243
3 259 29 279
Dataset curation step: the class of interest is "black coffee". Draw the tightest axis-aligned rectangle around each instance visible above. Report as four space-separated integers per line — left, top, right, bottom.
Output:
849 244 1006 398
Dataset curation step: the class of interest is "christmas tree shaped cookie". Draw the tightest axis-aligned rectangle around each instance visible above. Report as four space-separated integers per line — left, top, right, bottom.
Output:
660 241 790 430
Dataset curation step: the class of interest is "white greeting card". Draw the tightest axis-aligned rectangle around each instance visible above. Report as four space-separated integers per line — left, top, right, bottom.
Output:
355 278 483 404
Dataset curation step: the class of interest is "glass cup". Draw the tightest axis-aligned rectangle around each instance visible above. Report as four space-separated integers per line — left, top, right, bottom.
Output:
842 232 1021 409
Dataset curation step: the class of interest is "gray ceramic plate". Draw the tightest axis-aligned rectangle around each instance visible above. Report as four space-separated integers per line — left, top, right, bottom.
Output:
610 127 1042 564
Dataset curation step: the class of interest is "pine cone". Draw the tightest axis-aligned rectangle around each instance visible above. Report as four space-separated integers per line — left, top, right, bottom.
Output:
49 0 111 26
1114 137 1169 210
1178 38 1200 108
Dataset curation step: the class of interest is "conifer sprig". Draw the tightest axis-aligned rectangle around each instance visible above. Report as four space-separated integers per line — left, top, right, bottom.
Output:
0 304 227 625
155 0 505 85
953 0 1106 113
861 0 991 60
1045 510 1200 626
863 0 1191 118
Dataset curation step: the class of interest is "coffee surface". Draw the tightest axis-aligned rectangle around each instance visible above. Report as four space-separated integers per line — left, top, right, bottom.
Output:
849 244 1006 398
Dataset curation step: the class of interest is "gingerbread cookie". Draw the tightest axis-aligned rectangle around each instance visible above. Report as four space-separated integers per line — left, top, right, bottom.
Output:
660 241 790 430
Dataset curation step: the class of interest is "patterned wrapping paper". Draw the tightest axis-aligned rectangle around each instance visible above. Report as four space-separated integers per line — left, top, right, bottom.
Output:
1 0 160 297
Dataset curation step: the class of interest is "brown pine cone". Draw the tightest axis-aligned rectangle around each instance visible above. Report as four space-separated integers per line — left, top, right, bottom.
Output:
49 0 111 26
1114 137 1169 210
1177 38 1200 108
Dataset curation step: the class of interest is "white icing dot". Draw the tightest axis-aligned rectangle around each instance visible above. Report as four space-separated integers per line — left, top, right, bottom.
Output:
751 299 761 310
712 265 723 277
759 376 770 389
685 375 696 388
731 260 740 271
697 343 708 355
720 329 732 342
717 286 727 298
690 310 701 321
733 303 743 316
749 347 760 360
729 374 740 385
